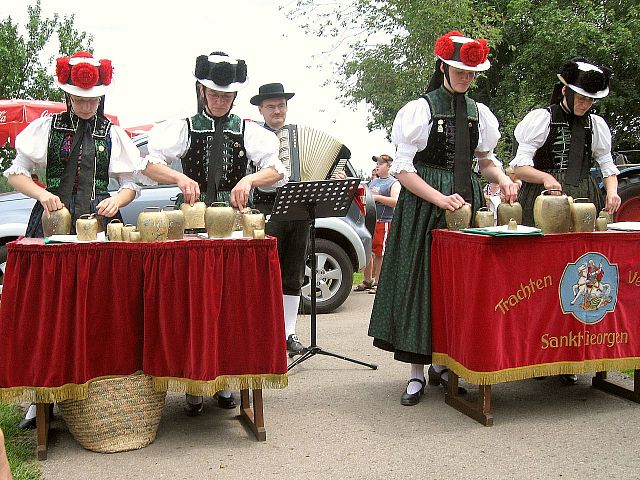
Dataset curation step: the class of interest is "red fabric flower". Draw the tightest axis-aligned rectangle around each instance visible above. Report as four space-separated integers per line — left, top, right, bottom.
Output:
99 59 113 85
71 51 94 59
56 57 71 84
70 62 99 89
434 31 463 59
460 41 487 67
477 39 490 62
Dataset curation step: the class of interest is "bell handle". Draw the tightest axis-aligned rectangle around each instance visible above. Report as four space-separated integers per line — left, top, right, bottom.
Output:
143 206 162 213
77 213 95 220
541 189 563 196
573 197 592 204
162 205 178 211
209 201 229 208
477 206 490 212
108 218 123 224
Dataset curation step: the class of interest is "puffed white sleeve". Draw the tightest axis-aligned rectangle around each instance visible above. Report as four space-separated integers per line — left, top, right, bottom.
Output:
476 103 501 167
144 119 190 167
509 109 551 168
590 114 619 178
389 98 432 175
244 120 288 186
108 124 143 196
3 116 52 178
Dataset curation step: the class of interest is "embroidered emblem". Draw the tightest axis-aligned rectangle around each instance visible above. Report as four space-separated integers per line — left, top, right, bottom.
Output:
98 145 105 152
559 252 618 324
437 119 444 133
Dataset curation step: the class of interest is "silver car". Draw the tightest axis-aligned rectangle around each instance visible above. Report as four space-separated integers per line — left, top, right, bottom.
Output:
0 134 374 313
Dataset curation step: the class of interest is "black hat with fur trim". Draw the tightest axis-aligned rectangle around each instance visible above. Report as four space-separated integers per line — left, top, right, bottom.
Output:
194 52 248 92
557 58 611 99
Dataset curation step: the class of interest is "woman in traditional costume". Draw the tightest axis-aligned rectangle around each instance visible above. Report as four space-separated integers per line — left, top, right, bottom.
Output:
368 31 519 406
510 57 620 227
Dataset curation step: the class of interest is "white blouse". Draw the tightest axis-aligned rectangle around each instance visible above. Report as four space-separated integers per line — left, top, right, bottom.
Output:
509 108 619 178
4 116 142 195
389 97 502 176
145 117 288 186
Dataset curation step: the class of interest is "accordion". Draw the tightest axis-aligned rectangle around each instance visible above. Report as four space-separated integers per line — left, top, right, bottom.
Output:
253 124 351 205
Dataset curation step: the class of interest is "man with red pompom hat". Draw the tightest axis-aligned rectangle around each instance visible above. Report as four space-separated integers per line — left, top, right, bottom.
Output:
368 31 520 406
4 50 199 429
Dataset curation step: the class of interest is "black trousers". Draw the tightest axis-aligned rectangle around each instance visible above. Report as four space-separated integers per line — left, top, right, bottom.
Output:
255 203 309 296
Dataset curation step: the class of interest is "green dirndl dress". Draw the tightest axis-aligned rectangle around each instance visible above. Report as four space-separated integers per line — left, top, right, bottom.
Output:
518 170 604 227
367 164 484 365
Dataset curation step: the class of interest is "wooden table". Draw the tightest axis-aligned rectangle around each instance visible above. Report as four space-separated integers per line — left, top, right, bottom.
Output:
431 229 640 425
0 236 288 458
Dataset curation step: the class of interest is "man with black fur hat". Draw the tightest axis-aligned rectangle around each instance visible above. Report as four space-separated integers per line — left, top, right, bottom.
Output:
250 83 307 355
145 53 287 415
511 57 620 232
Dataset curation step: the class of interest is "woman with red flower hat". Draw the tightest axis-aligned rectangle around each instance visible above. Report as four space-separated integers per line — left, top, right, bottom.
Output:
368 31 520 406
3 51 199 429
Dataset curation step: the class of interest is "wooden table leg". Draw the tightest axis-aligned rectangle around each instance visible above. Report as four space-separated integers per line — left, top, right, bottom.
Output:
444 371 494 426
592 370 640 403
239 389 266 441
35 403 51 460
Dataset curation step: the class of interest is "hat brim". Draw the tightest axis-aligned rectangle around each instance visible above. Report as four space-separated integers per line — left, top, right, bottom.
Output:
196 76 249 93
438 56 490 72
56 81 112 97
557 74 609 99
250 92 295 106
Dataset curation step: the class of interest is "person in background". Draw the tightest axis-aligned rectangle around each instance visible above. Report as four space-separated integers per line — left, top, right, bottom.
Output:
145 52 286 414
354 165 381 292
510 57 620 385
354 154 400 295
250 82 307 355
368 31 519 406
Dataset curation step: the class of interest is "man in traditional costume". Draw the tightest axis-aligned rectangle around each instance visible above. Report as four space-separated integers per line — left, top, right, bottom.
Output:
250 83 307 355
368 31 519 406
510 58 620 226
144 52 286 414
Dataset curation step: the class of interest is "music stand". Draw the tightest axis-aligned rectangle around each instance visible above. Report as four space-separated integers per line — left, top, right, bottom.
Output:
270 179 377 371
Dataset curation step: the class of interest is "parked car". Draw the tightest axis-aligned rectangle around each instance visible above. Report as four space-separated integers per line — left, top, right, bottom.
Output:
0 134 375 312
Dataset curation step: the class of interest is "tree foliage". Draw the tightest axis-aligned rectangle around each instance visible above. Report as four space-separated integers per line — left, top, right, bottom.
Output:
0 0 93 101
287 0 640 157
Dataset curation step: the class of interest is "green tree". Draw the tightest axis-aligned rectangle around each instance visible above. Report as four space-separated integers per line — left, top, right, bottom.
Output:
0 0 93 101
287 0 640 156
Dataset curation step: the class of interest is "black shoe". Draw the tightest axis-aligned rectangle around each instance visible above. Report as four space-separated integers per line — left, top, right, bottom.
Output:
559 374 578 385
18 416 36 430
286 334 304 354
216 394 237 409
427 365 442 386
400 378 426 406
185 395 204 416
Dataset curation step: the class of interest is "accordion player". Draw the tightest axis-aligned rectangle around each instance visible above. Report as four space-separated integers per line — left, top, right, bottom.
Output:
252 124 352 208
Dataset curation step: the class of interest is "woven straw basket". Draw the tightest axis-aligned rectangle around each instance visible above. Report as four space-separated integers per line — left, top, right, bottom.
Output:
58 374 166 453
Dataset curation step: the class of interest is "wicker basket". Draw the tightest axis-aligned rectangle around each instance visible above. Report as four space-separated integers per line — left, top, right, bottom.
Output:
58 374 166 453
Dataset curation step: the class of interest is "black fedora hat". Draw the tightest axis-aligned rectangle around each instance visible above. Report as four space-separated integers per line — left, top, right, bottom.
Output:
250 83 295 105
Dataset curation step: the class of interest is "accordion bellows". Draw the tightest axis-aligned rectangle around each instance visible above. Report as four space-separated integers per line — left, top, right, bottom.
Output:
277 124 347 181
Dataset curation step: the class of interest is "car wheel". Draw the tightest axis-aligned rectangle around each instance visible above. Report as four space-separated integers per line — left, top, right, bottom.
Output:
616 176 640 221
301 238 354 314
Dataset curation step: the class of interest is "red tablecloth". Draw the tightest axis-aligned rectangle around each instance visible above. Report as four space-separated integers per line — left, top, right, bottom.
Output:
431 229 640 384
0 236 287 402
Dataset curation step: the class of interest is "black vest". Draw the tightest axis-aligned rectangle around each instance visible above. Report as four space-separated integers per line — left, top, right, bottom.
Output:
181 112 248 198
45 112 111 193
414 87 479 169
532 104 593 175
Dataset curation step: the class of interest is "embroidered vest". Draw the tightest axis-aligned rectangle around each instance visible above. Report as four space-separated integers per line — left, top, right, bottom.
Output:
46 112 111 193
414 87 479 169
181 112 248 203
532 104 593 174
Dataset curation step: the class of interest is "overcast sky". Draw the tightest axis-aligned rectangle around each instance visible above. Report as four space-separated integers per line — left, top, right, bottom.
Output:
7 0 394 174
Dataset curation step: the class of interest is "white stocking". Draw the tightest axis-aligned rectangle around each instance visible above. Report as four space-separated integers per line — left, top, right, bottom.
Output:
283 295 300 338
406 364 425 394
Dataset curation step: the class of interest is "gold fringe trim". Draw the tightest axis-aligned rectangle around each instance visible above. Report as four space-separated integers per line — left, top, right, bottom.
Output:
152 374 288 396
0 372 288 404
432 353 640 385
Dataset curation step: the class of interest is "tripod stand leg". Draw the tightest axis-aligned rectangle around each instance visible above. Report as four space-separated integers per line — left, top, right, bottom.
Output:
315 348 377 369
287 347 318 370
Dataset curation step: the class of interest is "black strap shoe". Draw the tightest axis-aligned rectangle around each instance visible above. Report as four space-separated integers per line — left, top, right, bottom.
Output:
559 374 578 385
439 369 468 395
216 394 237 409
400 378 426 406
18 416 37 430
286 334 305 354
